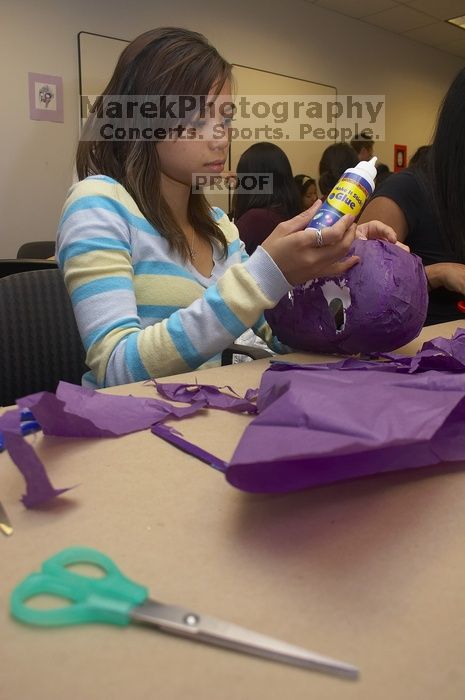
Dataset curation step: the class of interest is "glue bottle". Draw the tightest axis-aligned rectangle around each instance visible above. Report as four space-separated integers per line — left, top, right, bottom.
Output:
307 156 377 231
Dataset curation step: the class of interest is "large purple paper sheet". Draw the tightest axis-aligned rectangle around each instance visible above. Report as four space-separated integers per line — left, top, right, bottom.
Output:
226 362 465 493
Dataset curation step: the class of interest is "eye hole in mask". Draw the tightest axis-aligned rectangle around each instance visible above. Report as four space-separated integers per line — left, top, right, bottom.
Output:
329 297 344 331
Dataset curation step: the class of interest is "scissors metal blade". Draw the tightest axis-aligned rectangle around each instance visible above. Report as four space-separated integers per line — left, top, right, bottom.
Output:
0 502 13 536
132 599 358 679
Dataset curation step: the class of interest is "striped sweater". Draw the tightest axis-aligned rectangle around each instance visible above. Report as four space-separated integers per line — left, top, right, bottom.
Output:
56 175 292 388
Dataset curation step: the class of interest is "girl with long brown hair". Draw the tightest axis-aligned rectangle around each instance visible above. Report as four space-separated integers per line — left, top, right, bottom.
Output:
57 27 395 388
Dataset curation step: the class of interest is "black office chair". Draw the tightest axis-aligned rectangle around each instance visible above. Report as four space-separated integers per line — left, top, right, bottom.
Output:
0 267 270 405
0 259 58 279
0 269 88 406
16 241 56 259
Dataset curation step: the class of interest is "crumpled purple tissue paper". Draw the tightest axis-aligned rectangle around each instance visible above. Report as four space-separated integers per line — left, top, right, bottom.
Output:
5 328 465 506
4 382 205 508
226 353 465 492
152 380 257 413
1 379 256 508
17 381 201 438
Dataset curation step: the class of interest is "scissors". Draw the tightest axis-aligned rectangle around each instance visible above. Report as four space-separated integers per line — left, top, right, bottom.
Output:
10 546 358 679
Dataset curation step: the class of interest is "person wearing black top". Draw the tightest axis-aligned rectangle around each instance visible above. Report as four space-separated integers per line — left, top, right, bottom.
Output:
233 143 302 255
359 68 465 325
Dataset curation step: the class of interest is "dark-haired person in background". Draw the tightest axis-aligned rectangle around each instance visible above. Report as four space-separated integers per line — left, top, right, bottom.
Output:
233 143 302 255
351 130 390 185
318 143 358 200
359 68 465 325
350 130 374 162
374 162 392 190
294 174 318 211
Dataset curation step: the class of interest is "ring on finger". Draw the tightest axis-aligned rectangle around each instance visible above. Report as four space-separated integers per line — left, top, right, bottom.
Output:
314 229 324 247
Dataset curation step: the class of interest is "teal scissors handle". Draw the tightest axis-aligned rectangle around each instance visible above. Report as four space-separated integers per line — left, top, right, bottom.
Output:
10 546 148 627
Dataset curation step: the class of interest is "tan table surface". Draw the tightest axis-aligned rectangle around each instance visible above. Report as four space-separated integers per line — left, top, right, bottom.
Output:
2 321 465 700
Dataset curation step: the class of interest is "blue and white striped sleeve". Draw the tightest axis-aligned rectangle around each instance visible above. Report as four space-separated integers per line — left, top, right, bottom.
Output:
57 180 292 387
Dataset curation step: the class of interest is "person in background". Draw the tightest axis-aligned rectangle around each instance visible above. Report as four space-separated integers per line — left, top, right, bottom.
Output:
359 68 465 325
294 174 318 211
233 143 302 255
350 130 374 162
351 130 390 181
318 143 358 200
374 162 392 190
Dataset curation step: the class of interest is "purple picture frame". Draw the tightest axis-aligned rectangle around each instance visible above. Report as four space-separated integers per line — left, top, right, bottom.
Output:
28 72 64 123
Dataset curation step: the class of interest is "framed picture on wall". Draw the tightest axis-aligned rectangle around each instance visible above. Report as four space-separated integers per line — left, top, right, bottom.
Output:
28 72 64 123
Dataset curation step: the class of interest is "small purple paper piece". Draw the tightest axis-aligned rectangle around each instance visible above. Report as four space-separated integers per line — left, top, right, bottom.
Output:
244 387 259 402
0 409 71 508
17 381 202 438
151 424 228 472
376 328 465 373
153 380 257 413
226 361 465 493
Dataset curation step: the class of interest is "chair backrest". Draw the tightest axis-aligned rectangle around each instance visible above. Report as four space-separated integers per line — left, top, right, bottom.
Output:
0 269 88 406
0 259 58 279
16 241 56 259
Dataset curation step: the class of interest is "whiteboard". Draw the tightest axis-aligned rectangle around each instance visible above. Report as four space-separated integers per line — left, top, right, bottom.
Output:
78 31 129 98
230 64 336 177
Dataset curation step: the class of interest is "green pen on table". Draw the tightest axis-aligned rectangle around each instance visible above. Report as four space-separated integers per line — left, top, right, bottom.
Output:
10 546 359 679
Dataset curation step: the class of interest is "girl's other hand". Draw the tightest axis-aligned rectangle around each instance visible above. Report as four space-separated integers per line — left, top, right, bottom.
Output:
428 262 465 295
355 219 397 243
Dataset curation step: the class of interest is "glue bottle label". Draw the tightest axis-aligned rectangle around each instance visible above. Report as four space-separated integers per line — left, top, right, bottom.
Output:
308 171 374 231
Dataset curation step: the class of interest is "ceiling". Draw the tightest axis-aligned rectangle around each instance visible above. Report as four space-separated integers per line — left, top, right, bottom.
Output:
308 0 465 58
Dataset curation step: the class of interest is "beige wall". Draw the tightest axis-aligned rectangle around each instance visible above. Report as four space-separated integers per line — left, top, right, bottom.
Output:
0 0 463 256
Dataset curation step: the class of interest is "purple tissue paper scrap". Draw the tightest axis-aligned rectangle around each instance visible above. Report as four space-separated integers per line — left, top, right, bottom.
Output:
379 327 465 372
5 381 207 508
17 381 202 438
152 380 257 413
0 409 71 507
151 423 228 472
270 328 465 376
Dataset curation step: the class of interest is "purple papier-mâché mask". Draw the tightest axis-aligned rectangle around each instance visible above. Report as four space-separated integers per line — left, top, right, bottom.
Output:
265 240 428 355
